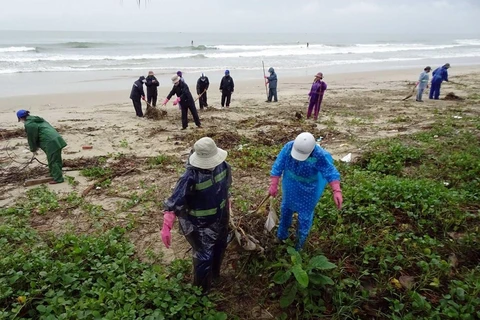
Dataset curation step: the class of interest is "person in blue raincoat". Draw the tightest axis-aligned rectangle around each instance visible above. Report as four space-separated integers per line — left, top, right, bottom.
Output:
268 132 343 250
161 137 231 293
429 63 450 100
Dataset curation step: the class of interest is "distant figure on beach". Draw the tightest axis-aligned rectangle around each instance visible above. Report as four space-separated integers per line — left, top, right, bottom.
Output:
162 74 201 130
430 63 450 100
145 71 159 107
177 70 185 83
265 67 278 102
191 40 193 46
196 73 210 109
416 66 431 102
130 76 146 117
17 110 67 184
219 70 234 108
307 72 327 121
307 42 309 48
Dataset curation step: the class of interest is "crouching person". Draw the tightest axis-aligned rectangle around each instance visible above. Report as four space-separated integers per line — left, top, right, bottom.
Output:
161 137 231 293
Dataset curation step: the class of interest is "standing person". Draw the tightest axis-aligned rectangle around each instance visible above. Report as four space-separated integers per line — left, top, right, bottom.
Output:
161 137 231 293
162 74 201 130
196 73 210 109
145 71 159 107
16 110 67 184
265 67 278 102
177 71 184 82
307 72 327 120
268 132 343 250
416 66 431 102
430 63 450 100
130 76 146 117
219 70 234 108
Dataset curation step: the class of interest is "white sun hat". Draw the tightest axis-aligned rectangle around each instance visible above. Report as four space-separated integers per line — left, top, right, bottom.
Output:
291 132 316 161
171 75 180 84
189 137 228 169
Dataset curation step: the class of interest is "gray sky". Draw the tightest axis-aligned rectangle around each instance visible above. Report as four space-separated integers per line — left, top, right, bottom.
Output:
0 0 479 33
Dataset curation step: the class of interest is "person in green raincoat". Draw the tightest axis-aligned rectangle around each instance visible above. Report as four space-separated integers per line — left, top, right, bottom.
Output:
17 110 67 184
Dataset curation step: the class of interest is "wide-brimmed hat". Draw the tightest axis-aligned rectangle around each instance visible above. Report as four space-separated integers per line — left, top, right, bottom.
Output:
314 72 323 78
291 132 316 161
189 137 228 169
171 75 180 84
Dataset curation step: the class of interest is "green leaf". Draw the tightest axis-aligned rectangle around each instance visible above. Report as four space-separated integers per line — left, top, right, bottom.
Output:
310 274 334 286
307 255 336 271
287 247 302 265
292 265 309 288
279 282 297 308
273 271 292 284
36 305 46 313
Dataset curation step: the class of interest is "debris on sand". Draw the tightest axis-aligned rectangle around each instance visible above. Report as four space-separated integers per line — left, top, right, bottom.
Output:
0 128 26 140
444 92 464 101
145 105 167 120
295 111 303 120
176 129 244 149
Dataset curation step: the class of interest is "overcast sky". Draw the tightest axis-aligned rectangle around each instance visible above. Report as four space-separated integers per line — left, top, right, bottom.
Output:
0 0 479 34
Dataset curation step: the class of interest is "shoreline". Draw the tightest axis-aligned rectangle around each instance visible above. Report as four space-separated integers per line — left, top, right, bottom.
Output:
1 65 479 119
1 58 480 99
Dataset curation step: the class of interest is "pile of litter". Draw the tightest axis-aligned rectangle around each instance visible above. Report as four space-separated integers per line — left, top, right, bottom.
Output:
444 92 464 101
145 105 168 120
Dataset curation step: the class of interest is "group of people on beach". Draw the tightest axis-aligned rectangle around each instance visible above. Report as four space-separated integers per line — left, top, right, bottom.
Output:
415 63 451 102
129 70 235 129
128 66 332 127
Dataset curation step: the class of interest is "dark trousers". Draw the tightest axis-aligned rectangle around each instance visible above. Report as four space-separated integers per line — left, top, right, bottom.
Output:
198 91 208 109
132 98 143 117
429 79 442 100
186 226 228 293
180 103 201 129
221 92 232 107
147 93 157 107
47 149 64 183
267 88 278 102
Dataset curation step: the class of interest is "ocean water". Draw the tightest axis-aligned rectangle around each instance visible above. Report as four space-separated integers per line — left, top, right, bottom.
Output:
0 31 479 96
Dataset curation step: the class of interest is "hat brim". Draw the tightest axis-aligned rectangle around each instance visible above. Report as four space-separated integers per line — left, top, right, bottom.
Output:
291 147 310 161
189 148 228 169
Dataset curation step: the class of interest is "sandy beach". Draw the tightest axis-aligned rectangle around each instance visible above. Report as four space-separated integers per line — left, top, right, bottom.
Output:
1 65 479 261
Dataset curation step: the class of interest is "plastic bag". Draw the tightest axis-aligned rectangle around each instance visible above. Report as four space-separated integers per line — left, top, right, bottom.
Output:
264 197 279 232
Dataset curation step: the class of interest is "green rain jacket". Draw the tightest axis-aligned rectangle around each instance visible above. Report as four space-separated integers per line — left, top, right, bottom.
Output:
24 116 67 155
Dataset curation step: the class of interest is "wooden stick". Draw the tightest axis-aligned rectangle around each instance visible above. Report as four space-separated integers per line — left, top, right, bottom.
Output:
194 89 207 102
262 61 268 100
24 177 53 187
81 168 135 197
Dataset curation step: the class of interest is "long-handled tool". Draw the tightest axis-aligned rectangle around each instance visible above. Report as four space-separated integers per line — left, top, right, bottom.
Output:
194 89 207 102
448 81 467 87
262 61 268 100
402 84 418 101
248 193 271 214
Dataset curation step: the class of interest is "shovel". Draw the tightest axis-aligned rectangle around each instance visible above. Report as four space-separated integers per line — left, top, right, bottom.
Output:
194 89 207 102
248 193 271 215
402 84 418 101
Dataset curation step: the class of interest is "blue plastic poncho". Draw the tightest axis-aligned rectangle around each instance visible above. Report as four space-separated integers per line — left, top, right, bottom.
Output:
270 142 340 249
164 161 232 292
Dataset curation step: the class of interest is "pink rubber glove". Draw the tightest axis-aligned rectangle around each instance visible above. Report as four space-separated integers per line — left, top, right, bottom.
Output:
162 98 169 106
269 176 280 197
329 181 343 210
173 97 181 106
161 211 176 248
